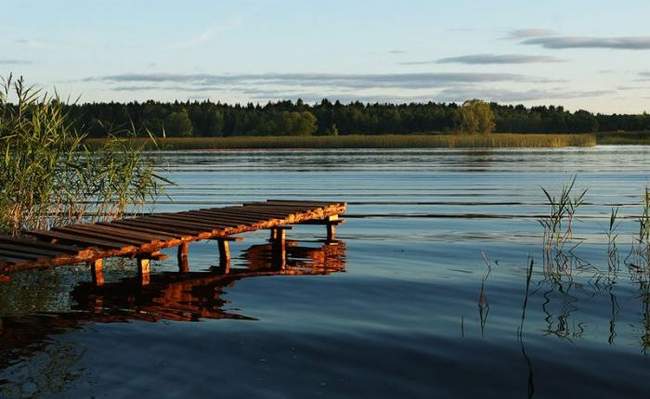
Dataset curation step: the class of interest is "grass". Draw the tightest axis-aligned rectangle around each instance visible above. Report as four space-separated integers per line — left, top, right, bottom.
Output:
597 131 650 145
85 133 597 150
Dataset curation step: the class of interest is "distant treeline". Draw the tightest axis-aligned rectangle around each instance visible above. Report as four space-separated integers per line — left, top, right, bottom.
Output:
63 99 650 137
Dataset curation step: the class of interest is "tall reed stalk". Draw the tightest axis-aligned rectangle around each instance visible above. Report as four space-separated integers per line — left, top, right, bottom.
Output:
626 187 650 276
538 176 588 252
607 207 621 271
639 187 650 244
0 75 166 235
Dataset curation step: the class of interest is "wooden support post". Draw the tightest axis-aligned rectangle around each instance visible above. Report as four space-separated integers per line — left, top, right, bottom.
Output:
272 228 287 270
137 257 150 286
269 228 278 242
219 257 231 275
326 223 337 242
93 296 104 313
218 239 231 265
274 228 286 246
211 236 243 274
296 215 342 242
177 242 190 273
89 258 104 287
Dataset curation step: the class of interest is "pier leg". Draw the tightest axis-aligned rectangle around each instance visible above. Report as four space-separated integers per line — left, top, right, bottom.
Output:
93 296 104 313
326 223 337 242
269 228 278 242
137 257 151 286
177 242 190 273
272 228 287 270
218 239 231 267
219 259 231 275
89 259 104 287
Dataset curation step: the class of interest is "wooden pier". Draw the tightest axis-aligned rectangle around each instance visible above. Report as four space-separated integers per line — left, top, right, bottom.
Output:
0 200 346 283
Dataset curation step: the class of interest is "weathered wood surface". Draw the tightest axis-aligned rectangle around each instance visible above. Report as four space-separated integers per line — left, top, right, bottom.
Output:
0 200 346 273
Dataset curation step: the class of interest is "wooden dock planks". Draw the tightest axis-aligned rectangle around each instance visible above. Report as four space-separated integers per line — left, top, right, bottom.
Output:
0 200 346 273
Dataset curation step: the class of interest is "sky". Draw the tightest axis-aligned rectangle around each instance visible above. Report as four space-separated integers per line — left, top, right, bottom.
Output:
1 0 650 113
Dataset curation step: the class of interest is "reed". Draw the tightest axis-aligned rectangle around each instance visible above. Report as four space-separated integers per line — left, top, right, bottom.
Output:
606 207 621 271
84 133 597 150
538 176 588 252
640 188 650 244
0 75 166 235
626 188 650 276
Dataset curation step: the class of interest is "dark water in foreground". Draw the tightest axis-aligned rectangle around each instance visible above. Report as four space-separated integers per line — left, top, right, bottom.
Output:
2 146 650 398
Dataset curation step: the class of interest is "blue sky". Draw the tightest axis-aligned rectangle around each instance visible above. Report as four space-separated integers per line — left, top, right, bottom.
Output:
2 0 649 113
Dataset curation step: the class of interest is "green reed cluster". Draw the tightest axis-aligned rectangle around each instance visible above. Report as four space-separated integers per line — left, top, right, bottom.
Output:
538 175 588 252
626 188 650 274
537 176 650 280
0 75 166 235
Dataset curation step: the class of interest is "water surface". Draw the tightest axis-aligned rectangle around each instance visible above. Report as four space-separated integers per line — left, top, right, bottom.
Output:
2 146 650 398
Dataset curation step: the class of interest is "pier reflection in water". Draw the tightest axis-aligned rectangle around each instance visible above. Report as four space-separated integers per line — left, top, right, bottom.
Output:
0 240 346 374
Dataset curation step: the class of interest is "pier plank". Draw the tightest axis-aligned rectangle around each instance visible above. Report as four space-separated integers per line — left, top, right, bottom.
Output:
0 200 346 272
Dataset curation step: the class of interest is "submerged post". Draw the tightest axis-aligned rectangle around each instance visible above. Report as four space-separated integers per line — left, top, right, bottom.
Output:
89 259 104 287
217 239 231 265
177 242 190 273
137 257 151 286
327 223 337 242
216 236 243 272
325 215 343 242
272 227 288 269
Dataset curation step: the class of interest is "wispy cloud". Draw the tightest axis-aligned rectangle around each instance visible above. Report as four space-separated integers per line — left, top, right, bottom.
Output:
110 84 231 92
173 18 242 49
0 59 32 65
401 53 563 65
87 71 548 91
244 87 610 104
435 87 611 103
388 49 406 55
14 38 48 48
505 29 556 39
175 27 217 49
617 85 650 91
249 92 438 104
522 36 650 50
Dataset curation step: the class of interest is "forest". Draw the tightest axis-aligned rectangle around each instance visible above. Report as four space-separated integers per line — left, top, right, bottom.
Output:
63 99 650 137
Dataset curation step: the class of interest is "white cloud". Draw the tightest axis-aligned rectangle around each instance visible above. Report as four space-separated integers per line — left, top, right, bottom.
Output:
522 36 650 50
402 54 564 65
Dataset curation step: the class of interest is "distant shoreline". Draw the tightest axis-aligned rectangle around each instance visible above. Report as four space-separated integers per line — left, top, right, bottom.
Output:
84 133 603 150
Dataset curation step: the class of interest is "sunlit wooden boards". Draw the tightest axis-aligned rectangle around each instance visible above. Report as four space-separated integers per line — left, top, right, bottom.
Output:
0 200 346 272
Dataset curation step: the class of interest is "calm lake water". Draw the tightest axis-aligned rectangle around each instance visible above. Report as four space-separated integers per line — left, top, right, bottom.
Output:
2 146 650 398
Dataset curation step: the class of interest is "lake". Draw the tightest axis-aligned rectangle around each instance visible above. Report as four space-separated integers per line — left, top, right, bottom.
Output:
1 146 650 398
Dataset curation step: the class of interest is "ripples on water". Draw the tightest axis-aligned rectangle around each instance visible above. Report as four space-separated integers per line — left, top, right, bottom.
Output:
1 146 650 398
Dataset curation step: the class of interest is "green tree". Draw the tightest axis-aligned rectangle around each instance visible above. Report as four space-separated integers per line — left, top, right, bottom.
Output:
276 111 317 136
456 99 495 134
323 123 339 136
205 110 224 136
164 109 193 137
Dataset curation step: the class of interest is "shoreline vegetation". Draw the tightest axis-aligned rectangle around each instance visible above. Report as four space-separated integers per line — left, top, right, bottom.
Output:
0 76 163 235
85 133 599 150
67 98 650 138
